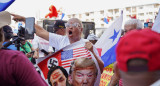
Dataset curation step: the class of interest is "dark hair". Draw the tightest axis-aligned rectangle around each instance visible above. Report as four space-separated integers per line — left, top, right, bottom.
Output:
2 25 13 40
47 66 68 86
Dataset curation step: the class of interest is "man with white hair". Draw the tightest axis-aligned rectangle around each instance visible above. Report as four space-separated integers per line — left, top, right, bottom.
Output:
11 14 104 73
124 19 143 34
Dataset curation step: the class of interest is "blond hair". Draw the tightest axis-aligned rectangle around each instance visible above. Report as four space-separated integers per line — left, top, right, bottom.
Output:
70 58 98 75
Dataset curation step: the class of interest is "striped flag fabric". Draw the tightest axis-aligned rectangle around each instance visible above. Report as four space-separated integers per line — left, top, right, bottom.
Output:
0 0 15 12
152 8 160 33
61 47 92 68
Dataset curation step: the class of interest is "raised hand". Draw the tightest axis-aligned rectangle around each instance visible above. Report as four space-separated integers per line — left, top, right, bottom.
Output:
11 13 26 22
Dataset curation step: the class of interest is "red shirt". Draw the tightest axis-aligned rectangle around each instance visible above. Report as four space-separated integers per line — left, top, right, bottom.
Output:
0 49 48 86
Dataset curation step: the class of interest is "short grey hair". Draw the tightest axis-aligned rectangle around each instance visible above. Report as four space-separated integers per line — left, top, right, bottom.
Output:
68 18 83 28
124 19 143 29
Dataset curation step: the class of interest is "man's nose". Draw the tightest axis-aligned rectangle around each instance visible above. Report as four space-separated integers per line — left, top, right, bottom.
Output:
83 75 88 83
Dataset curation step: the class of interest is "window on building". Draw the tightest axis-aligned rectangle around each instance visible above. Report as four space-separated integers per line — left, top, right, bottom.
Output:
100 10 104 14
132 7 136 12
68 15 71 18
90 12 94 15
139 13 144 16
149 12 153 15
72 14 75 18
114 9 119 14
85 13 89 16
101 18 104 21
139 6 143 9
141 20 144 22
79 14 82 18
116 16 119 18
126 7 131 12
101 24 104 27
91 19 94 22
154 4 159 8
86 19 89 21
108 9 113 15
110 17 113 21
126 15 131 18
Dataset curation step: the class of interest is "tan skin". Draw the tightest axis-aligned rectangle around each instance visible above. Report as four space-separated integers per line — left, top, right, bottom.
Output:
55 29 66 36
85 42 104 73
11 14 104 73
119 59 160 86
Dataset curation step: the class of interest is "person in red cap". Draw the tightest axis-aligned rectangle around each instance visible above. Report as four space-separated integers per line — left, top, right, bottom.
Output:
109 19 143 86
116 29 160 86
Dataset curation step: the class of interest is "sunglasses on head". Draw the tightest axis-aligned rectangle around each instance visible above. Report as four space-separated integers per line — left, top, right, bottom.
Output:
65 23 80 28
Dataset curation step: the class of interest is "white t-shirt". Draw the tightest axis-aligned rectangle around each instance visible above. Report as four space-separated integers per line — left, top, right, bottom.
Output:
49 33 88 51
32 35 53 57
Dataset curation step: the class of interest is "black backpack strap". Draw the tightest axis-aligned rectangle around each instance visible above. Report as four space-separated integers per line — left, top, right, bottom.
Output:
27 41 32 49
21 45 28 54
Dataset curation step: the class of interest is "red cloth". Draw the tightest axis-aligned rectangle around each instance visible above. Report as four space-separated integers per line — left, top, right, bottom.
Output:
0 49 48 86
45 5 58 18
116 29 160 72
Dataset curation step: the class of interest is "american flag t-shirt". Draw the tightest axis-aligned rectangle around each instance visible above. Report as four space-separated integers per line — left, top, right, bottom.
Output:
61 47 92 68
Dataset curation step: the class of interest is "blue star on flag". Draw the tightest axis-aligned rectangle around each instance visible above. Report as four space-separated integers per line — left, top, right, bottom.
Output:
109 29 120 42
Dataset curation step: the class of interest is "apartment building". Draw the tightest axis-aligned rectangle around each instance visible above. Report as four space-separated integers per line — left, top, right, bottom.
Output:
65 2 160 28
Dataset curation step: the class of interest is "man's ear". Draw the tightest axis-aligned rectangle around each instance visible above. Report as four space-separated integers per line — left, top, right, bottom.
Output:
68 74 73 84
81 28 83 32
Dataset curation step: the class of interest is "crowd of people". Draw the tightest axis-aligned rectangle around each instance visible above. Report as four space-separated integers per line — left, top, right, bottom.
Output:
0 9 160 86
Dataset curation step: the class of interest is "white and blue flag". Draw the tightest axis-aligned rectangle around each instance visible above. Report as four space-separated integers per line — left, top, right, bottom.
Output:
0 0 15 12
95 11 123 67
152 8 160 33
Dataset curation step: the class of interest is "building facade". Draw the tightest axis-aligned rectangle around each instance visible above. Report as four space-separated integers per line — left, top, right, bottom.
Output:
65 3 160 29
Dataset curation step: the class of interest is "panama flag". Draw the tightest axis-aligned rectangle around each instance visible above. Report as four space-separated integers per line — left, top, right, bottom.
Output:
152 8 160 33
37 40 101 86
95 11 123 67
0 0 15 12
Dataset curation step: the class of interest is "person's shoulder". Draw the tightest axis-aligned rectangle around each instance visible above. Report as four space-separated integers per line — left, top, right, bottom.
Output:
0 49 23 55
0 49 25 61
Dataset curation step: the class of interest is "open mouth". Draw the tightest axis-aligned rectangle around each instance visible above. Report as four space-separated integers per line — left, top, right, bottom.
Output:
69 31 72 35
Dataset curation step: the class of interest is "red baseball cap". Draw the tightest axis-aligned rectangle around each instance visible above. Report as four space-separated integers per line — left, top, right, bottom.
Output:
116 29 160 72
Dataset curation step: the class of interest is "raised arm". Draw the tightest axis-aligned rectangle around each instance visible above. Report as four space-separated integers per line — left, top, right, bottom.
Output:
11 14 49 41
85 42 104 73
